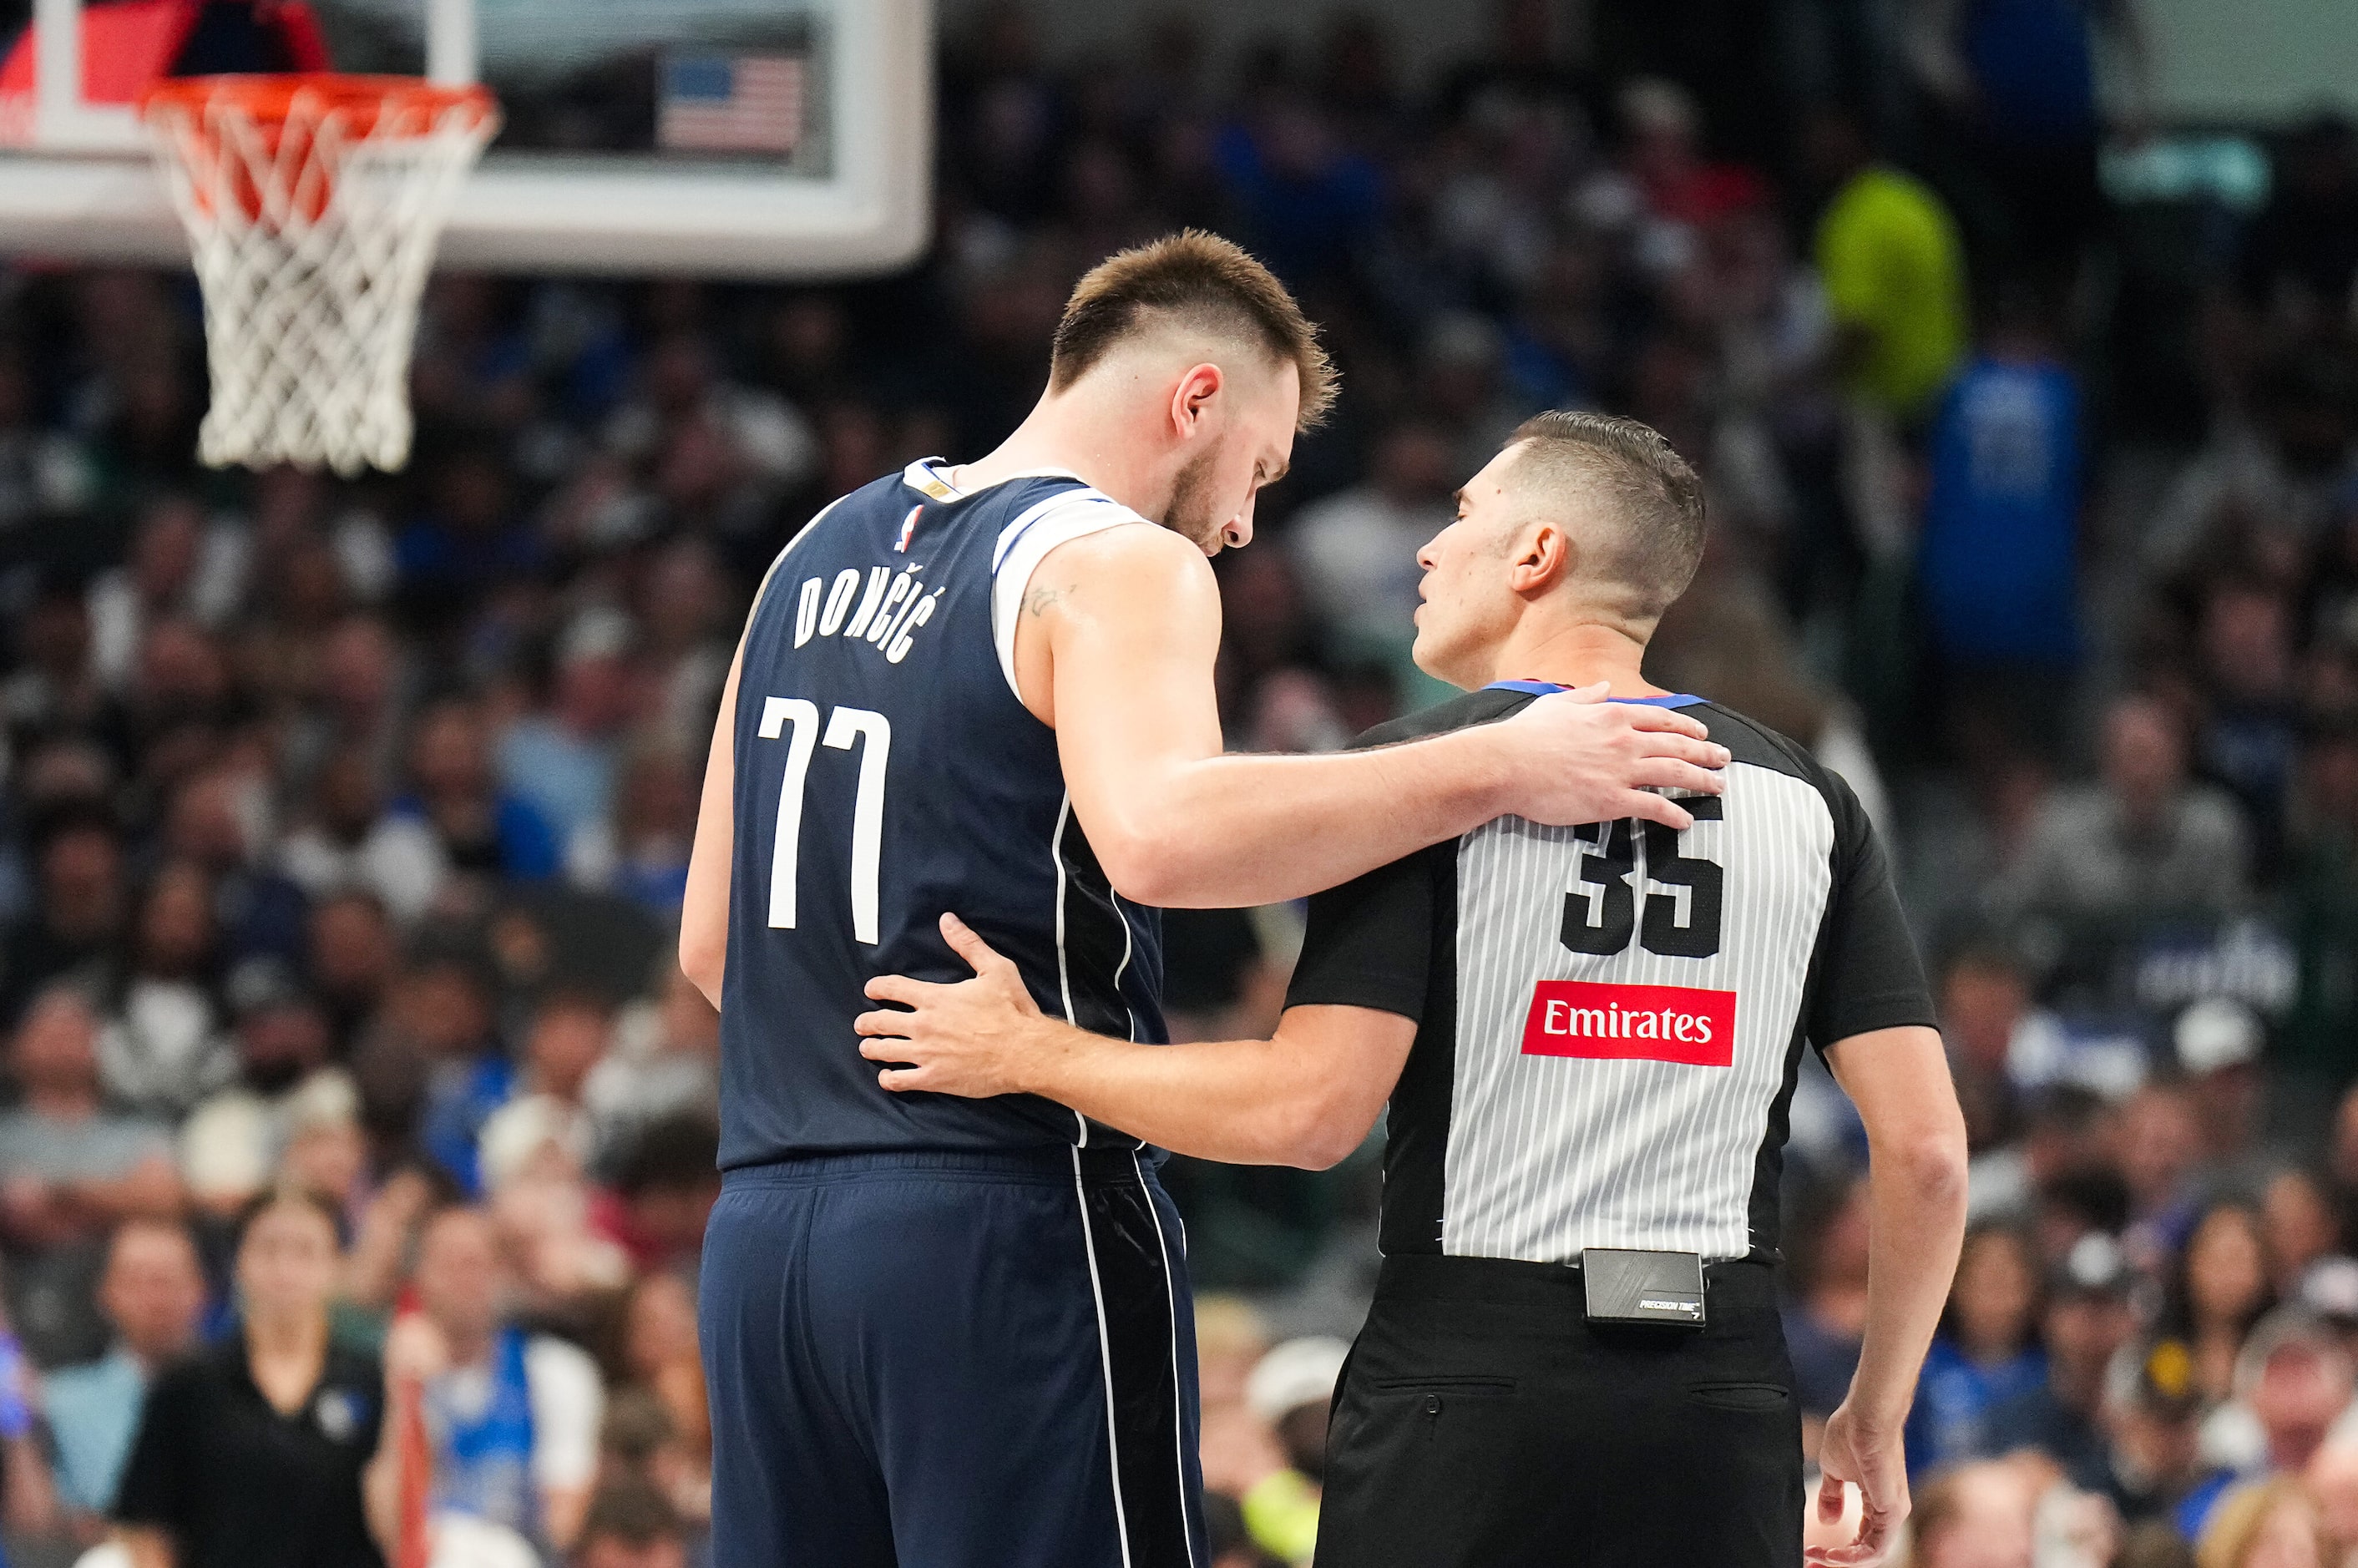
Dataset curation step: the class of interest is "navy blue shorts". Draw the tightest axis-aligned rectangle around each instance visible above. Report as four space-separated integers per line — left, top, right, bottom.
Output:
699 1146 1206 1568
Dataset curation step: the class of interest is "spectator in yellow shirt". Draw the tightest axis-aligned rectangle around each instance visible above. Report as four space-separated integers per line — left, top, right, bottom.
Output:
1806 109 1971 423
1237 1338 1349 1566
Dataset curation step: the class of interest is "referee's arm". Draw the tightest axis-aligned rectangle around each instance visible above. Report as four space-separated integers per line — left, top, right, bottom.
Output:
859 916 1414 1169
861 834 1444 1164
1800 769 1969 1568
1812 1024 1967 1568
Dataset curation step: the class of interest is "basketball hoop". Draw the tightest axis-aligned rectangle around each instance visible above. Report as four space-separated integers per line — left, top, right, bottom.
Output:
140 74 498 476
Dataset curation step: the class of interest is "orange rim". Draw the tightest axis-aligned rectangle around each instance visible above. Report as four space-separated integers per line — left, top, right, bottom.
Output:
139 73 498 133
139 73 498 229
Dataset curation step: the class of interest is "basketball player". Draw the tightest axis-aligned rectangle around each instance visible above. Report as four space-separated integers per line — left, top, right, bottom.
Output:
678 235 1730 1568
858 412 1968 1568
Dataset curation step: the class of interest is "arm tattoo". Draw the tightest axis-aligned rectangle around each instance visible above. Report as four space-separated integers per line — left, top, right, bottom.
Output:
1023 584 1067 618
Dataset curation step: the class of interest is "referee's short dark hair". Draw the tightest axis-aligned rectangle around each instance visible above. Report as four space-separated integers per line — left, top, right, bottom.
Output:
1503 410 1707 622
1049 230 1338 428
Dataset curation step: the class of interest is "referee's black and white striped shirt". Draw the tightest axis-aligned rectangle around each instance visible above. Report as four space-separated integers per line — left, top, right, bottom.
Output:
1285 681 1936 1266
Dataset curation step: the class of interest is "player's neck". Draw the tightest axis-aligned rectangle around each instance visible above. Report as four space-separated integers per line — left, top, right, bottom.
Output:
949 392 1161 516
1482 617 1667 699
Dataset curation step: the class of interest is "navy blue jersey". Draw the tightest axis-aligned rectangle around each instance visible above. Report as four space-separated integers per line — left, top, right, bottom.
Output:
718 460 1168 1166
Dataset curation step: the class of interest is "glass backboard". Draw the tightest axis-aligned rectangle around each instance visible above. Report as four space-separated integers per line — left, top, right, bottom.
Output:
0 0 930 275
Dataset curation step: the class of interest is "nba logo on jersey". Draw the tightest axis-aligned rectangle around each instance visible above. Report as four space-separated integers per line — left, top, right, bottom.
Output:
895 505 922 552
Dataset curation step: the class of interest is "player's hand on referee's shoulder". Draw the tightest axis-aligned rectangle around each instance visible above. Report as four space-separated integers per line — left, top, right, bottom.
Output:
1495 683 1729 832
857 915 1055 1099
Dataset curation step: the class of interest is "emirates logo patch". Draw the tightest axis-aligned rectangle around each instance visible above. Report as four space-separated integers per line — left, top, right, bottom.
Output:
1521 979 1737 1067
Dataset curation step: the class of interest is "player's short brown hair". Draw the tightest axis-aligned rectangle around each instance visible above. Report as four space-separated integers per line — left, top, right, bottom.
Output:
1503 410 1707 621
1050 230 1337 427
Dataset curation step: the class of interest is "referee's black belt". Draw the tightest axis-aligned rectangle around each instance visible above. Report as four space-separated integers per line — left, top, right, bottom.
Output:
1373 1251 1773 1311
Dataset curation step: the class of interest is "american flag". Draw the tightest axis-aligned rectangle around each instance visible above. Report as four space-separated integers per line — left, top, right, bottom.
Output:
658 53 806 155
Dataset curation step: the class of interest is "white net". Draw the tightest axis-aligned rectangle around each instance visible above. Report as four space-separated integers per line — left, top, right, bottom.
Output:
143 79 499 476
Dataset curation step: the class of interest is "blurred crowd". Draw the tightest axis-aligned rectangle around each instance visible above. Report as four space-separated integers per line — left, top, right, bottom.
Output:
0 0 2345 1562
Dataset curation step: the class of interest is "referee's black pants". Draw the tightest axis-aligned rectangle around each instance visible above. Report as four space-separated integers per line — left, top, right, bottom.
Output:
1317 1253 1802 1568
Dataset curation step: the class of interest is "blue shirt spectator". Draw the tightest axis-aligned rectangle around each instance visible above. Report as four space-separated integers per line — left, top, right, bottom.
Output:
44 1349 143 1513
496 721 613 859
423 1055 519 1200
1910 1335 2050 1476
396 698 563 883
1979 1236 2139 1500
1907 1225 2050 1474
393 446 542 622
42 1218 207 1520
1962 0 2101 144
386 794 559 883
1920 331 2083 670
1213 106 1384 292
412 1207 606 1552
390 953 519 1199
495 608 638 858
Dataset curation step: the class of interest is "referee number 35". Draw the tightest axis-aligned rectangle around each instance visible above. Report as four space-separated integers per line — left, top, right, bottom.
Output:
1562 798 1723 959
757 696 891 945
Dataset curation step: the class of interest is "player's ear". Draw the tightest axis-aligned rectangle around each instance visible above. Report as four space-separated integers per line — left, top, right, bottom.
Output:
1170 363 1223 438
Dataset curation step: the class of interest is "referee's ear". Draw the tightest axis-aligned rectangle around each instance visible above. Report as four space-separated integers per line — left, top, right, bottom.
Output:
1506 521 1573 599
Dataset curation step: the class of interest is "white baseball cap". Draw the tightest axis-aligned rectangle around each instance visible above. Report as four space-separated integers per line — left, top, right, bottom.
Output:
1246 1336 1351 1424
2174 998 2262 1076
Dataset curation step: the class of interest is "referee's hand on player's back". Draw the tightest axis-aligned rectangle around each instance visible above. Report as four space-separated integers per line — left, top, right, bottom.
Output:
1488 681 1730 832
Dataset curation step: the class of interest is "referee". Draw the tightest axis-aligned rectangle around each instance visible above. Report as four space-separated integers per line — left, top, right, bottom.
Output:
859 412 1970 1568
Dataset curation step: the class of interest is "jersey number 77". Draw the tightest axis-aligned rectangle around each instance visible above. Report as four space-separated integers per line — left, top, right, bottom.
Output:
756 695 893 945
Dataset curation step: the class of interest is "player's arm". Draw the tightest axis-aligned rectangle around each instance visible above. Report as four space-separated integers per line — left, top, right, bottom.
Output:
1025 526 1727 908
679 635 747 1007
857 916 1412 1168
1809 1027 1967 1568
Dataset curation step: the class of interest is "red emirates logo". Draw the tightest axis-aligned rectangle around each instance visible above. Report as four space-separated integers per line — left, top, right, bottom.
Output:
1521 980 1737 1067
